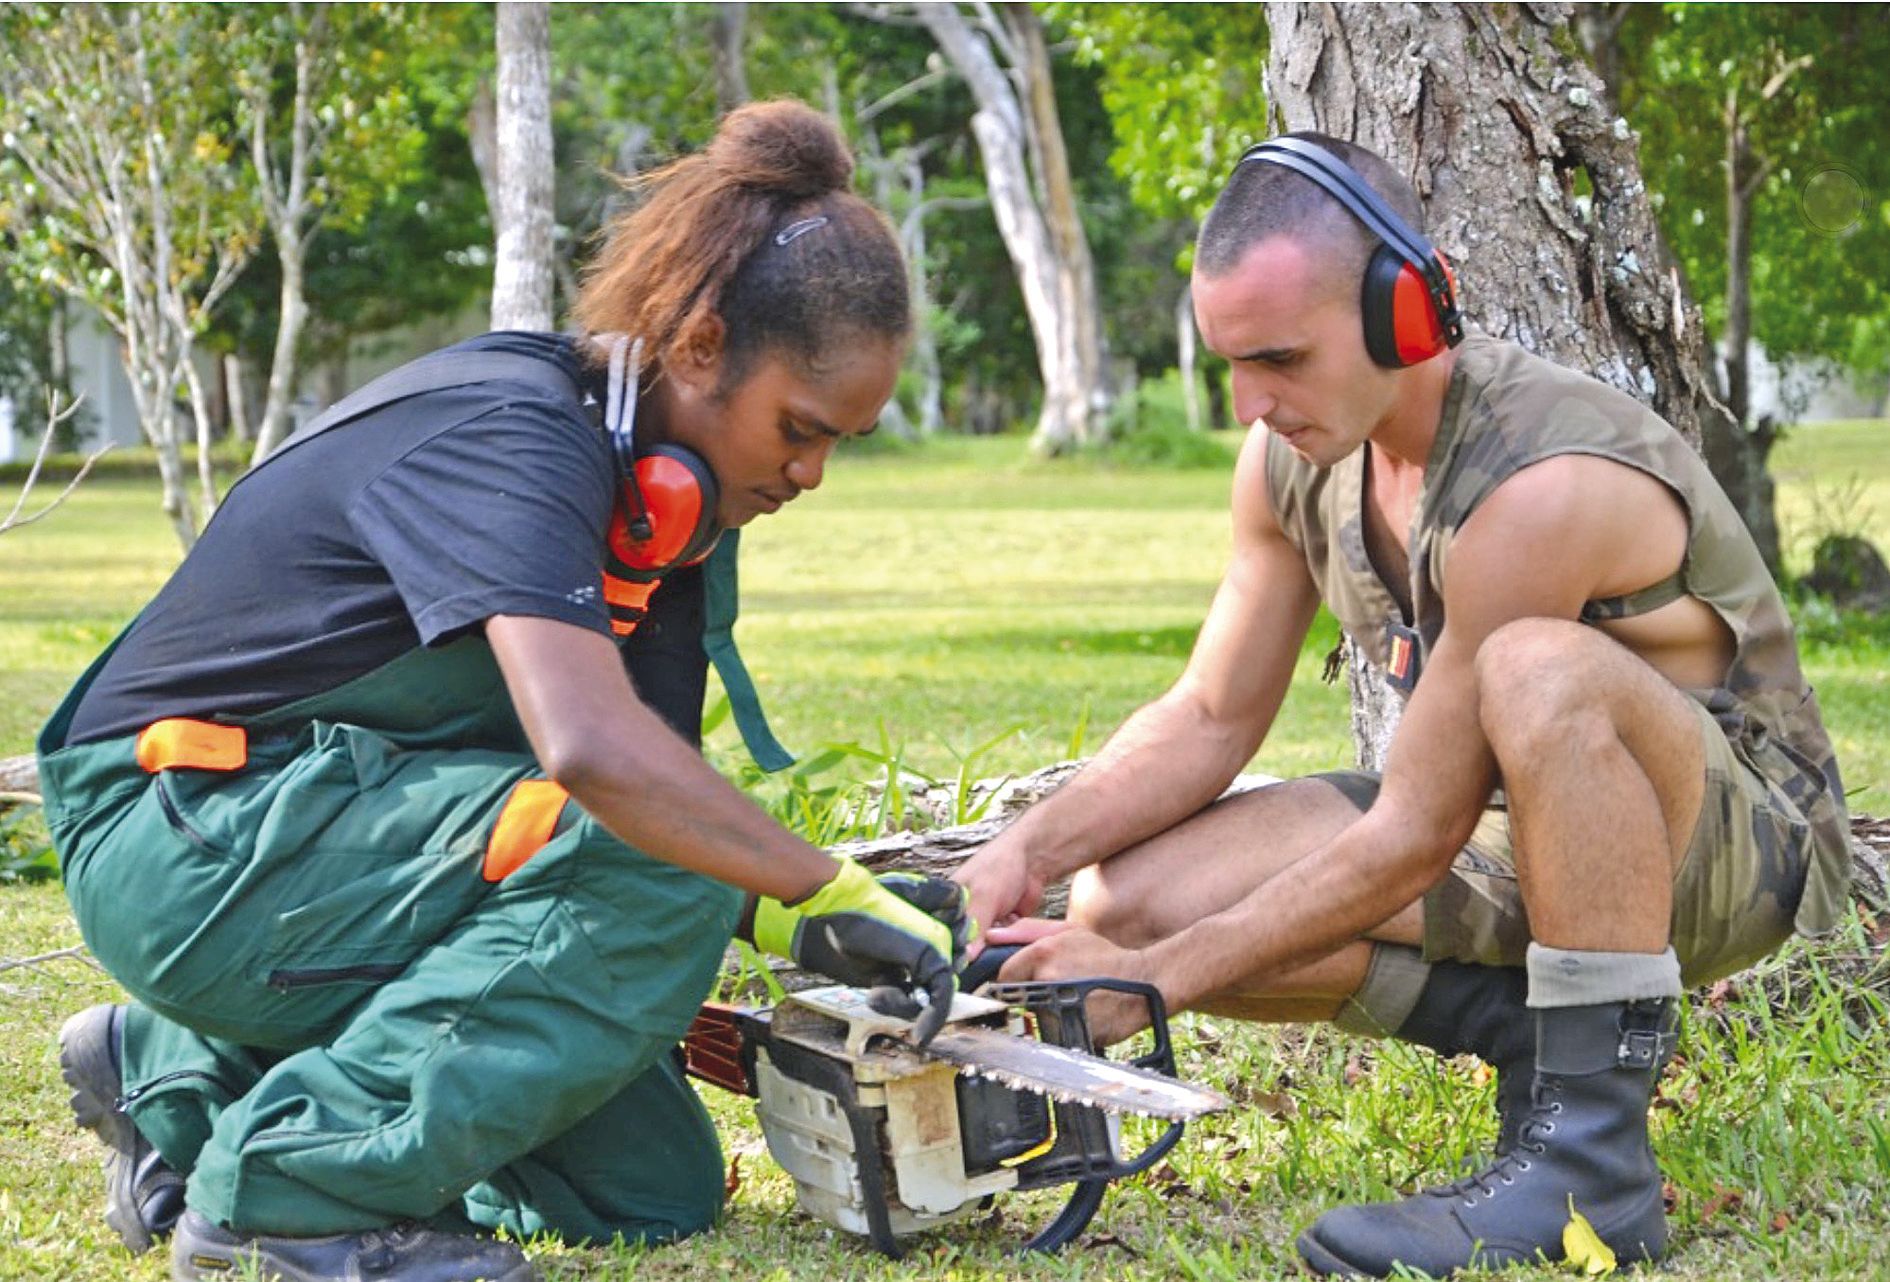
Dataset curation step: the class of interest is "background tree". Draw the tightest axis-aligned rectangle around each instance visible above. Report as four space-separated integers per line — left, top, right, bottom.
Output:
914 3 1113 453
1587 4 1890 574
0 4 257 549
1058 2 1270 429
491 1 556 331
234 2 429 462
0 281 89 450
1261 1 1732 768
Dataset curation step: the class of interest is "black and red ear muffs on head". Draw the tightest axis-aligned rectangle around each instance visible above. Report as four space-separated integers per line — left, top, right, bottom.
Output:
1236 137 1464 368
598 335 723 636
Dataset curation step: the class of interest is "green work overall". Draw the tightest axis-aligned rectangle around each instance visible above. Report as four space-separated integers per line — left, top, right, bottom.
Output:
38 627 747 1243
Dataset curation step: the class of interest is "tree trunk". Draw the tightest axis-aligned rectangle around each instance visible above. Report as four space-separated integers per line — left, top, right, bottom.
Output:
1203 362 1230 430
467 80 499 218
247 6 324 465
918 3 1111 455
1263 1 1737 763
224 353 252 443
1570 3 1629 102
1723 98 1754 430
710 3 749 114
1177 283 1201 431
1002 4 1112 448
1704 90 1785 575
491 2 556 332
183 357 220 525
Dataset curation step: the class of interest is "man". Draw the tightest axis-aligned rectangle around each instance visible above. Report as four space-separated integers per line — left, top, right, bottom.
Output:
956 133 1850 1277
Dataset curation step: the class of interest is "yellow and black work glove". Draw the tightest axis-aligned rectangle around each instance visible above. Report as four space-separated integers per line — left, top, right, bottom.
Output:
753 858 960 1045
876 872 977 972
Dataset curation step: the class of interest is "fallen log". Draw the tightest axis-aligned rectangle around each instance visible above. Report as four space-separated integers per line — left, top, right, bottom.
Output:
0 753 37 800
3 749 1884 911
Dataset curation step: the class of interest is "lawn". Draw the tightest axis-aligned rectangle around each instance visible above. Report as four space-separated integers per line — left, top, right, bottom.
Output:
1 424 1886 1280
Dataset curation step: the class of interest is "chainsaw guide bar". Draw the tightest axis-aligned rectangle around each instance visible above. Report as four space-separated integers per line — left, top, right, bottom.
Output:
771 986 1228 1120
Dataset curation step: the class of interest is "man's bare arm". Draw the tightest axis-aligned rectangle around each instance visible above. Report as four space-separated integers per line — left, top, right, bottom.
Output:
957 427 1321 930
487 614 838 903
1132 455 1675 1010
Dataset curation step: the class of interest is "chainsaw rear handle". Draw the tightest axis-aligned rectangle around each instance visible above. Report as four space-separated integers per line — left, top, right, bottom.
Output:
969 945 1180 1079
968 964 1190 1259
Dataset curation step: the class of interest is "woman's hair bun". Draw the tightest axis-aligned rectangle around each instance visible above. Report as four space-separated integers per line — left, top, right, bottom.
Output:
707 99 853 198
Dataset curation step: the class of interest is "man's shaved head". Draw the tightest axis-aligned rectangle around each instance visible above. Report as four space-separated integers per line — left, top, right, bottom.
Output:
1196 132 1426 306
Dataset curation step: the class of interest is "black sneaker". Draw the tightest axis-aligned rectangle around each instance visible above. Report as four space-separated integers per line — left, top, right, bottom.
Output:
170 1210 538 1282
58 1003 187 1253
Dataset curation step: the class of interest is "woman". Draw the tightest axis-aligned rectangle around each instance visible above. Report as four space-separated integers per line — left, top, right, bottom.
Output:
39 101 963 1282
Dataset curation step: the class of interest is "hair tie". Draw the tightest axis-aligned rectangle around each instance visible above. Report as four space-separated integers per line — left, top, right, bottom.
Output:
773 216 830 247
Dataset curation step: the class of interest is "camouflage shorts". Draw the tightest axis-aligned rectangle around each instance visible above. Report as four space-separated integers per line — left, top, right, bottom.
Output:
1315 697 1814 989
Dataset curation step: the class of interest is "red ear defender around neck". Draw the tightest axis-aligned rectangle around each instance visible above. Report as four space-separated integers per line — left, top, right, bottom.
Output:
606 444 722 574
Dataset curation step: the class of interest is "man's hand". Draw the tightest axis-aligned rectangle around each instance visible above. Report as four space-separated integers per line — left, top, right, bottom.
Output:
753 858 958 1044
953 836 1044 957
999 924 1161 1048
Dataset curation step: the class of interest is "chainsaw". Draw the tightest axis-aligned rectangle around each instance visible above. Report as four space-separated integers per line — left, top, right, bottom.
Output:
682 950 1228 1256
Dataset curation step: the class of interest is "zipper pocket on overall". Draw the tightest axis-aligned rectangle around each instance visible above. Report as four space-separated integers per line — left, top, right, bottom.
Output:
153 773 225 854
266 962 408 993
120 1068 232 1110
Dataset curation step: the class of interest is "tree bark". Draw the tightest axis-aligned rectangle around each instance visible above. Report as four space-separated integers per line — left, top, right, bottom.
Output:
491 2 556 332
710 3 750 114
1569 3 1629 102
918 3 1112 454
1262 1 1738 761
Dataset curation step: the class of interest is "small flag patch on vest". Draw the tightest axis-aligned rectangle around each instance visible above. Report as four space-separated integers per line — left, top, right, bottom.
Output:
1385 621 1421 692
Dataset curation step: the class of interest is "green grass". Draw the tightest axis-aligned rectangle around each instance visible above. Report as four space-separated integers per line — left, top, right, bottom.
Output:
0 882 1882 1281
2 425 1887 1279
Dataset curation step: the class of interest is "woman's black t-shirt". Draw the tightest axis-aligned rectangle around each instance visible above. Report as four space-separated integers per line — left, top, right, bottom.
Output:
64 331 710 747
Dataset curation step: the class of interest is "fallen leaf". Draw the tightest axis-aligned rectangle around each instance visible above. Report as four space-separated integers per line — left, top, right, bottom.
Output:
724 1153 743 1199
1661 1182 1680 1214
1706 978 1740 1008
1250 1089 1299 1119
1563 1196 1618 1275
1771 1211 1793 1232
1700 1187 1745 1222
1343 1055 1366 1086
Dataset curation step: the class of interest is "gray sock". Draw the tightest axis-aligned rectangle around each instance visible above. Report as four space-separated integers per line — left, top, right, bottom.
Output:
1525 943 1682 1008
1332 943 1431 1036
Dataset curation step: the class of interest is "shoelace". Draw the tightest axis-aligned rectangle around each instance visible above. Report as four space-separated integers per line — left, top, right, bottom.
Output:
1424 1078 1565 1205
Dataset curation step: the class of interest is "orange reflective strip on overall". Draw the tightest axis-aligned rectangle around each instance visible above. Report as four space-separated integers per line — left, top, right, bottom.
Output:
135 719 248 773
483 778 570 882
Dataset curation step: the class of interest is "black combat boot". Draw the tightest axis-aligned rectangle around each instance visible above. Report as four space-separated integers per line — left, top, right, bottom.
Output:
1391 963 1535 1156
58 1004 187 1253
1298 997 1678 1278
171 1211 538 1282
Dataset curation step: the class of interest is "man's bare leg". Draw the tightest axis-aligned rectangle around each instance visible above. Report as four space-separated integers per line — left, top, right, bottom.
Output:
1065 776 1423 1023
1303 620 1711 1276
1474 618 1706 954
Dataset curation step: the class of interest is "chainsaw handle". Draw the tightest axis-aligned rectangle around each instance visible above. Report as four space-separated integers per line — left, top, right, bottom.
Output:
961 942 1022 992
979 972 1178 1075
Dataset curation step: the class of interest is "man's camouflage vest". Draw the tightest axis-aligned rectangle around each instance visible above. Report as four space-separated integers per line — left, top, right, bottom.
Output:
1265 333 1851 938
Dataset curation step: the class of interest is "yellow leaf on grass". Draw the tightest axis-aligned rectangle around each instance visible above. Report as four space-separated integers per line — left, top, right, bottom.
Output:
1562 1196 1618 1275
